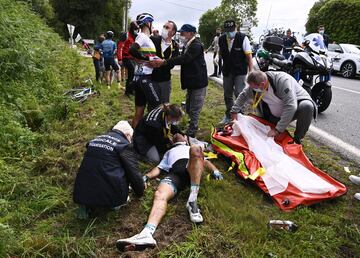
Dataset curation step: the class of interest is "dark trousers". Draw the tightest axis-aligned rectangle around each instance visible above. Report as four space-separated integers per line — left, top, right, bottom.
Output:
93 59 101 81
123 58 135 94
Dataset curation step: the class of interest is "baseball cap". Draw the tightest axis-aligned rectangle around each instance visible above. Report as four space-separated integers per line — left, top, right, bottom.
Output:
178 24 196 33
223 20 236 32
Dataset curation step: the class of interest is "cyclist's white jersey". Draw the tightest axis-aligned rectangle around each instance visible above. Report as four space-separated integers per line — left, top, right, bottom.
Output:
134 32 157 76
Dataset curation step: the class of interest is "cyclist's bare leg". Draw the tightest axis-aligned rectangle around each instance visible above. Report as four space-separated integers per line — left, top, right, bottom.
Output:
132 105 145 128
187 145 204 185
146 183 175 228
116 70 121 82
106 70 111 85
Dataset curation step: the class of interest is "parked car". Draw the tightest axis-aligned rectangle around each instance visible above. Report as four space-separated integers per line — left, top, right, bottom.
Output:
327 43 360 78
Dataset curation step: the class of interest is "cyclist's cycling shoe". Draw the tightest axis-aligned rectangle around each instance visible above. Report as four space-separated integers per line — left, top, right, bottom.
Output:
116 232 156 252
186 201 203 223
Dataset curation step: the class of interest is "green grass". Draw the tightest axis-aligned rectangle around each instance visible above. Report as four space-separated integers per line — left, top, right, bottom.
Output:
1 1 360 257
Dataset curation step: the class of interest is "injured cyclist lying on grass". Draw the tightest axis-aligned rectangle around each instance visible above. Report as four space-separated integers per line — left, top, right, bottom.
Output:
116 133 223 252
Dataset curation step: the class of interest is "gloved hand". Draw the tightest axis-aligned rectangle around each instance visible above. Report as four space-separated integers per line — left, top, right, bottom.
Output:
212 170 223 180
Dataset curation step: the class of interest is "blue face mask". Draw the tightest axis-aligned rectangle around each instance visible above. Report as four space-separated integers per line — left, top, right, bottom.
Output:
227 31 236 38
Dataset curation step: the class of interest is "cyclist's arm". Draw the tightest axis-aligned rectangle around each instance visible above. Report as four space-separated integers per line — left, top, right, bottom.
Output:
129 42 150 61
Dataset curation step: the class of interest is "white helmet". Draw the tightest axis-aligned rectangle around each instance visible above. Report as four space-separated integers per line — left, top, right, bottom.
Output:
136 13 154 26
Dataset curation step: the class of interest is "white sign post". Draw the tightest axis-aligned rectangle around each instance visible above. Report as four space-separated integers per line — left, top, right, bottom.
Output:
67 24 75 46
74 33 82 43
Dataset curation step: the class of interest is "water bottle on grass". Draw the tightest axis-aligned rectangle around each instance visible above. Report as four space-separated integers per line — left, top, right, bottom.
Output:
268 220 298 232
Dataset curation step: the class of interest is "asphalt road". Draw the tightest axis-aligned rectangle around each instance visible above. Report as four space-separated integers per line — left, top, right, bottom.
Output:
204 52 360 164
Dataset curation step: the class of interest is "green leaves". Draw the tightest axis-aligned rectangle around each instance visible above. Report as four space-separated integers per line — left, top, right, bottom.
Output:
306 0 360 44
199 0 258 47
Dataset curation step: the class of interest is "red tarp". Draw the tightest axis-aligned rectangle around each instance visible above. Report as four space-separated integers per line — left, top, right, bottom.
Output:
211 116 347 211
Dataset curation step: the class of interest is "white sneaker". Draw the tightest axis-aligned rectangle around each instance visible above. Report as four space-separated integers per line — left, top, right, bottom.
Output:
116 232 156 252
349 175 360 186
186 202 203 223
355 193 360 201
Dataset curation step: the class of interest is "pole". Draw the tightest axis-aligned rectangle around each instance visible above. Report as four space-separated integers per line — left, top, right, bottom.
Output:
124 0 128 32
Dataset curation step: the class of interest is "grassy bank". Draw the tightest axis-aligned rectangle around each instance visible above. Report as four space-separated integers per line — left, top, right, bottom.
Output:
1 1 360 257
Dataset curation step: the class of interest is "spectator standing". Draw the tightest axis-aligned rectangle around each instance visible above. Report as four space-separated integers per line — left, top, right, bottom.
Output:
93 34 105 82
150 21 180 103
206 28 222 77
101 31 121 88
218 20 253 124
122 21 139 96
117 32 128 83
282 29 297 60
318 25 330 48
151 24 208 138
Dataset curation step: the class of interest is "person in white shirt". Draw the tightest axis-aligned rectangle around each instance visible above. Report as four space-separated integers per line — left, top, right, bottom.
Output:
116 134 223 252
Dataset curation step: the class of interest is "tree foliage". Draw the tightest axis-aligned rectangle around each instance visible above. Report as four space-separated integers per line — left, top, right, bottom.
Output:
198 0 258 47
306 0 360 44
17 0 128 39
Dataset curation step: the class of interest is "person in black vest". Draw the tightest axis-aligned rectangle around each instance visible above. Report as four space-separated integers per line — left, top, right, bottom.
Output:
150 24 208 137
318 25 330 48
218 20 253 124
283 29 297 60
133 103 184 163
73 121 145 218
150 21 180 103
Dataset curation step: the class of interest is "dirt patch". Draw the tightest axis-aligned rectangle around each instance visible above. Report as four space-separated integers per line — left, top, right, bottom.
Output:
99 187 193 257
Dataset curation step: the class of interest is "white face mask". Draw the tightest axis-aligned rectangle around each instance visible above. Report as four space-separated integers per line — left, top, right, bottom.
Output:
161 28 169 40
319 30 324 35
179 35 187 44
171 120 180 125
253 88 263 93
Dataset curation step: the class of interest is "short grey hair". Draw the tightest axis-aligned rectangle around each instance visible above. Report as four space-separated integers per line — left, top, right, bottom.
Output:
113 121 133 139
246 70 267 84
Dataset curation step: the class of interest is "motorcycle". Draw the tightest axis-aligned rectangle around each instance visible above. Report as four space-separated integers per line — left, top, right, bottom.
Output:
254 34 333 113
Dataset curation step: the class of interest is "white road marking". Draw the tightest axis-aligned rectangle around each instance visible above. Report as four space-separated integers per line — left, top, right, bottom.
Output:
332 86 360 95
309 125 360 161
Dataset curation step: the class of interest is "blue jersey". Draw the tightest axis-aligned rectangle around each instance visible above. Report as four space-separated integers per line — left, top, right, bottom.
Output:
101 39 116 59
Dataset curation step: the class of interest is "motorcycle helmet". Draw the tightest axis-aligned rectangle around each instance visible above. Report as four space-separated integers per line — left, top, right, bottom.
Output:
136 13 154 26
257 49 270 60
254 49 270 71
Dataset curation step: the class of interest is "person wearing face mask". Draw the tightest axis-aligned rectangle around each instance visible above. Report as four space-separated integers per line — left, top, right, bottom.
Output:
122 21 139 96
205 28 222 77
230 70 317 144
116 133 223 252
150 21 180 103
133 103 184 163
317 25 330 48
73 121 145 217
129 13 161 128
150 24 208 138
218 20 253 124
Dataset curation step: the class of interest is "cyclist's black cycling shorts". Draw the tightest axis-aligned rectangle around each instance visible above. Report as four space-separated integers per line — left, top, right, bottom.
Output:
104 58 120 71
161 159 190 194
134 76 161 110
